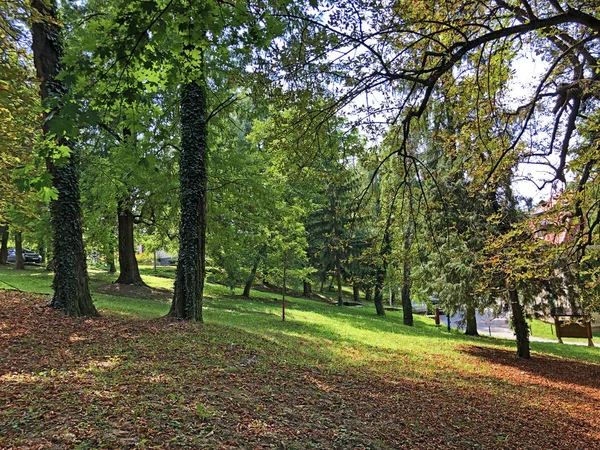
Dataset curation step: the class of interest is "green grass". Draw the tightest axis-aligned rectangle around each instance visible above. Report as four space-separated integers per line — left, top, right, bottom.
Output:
1 264 597 364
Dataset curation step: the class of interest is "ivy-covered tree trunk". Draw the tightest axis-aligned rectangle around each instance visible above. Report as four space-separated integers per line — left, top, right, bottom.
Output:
0 226 8 264
114 198 146 286
14 231 24 270
30 0 98 317
508 287 530 358
465 303 478 336
169 81 207 322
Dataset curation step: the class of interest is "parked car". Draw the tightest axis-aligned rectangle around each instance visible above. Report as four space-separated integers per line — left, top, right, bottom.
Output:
7 247 43 264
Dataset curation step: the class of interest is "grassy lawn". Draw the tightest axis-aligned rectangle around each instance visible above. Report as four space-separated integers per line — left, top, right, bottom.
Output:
1 265 600 448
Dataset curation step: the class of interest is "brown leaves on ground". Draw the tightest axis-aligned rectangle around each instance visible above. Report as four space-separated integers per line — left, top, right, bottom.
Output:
1 291 600 449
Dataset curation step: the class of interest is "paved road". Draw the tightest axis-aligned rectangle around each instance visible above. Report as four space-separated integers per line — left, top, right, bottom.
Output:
438 311 591 346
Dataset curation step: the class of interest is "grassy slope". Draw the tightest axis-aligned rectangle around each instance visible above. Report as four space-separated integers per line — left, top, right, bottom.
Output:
0 265 596 361
1 265 600 448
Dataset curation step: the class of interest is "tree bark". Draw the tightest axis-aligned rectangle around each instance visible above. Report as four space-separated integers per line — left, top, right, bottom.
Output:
14 231 25 270
243 248 264 298
353 283 360 303
303 281 312 298
30 0 98 317
0 226 8 265
374 231 391 316
365 286 372 303
106 240 116 273
402 194 414 325
169 81 207 321
114 198 146 285
108 255 116 273
402 260 413 326
508 287 530 359
282 263 286 321
336 258 343 306
465 303 478 336
374 275 386 316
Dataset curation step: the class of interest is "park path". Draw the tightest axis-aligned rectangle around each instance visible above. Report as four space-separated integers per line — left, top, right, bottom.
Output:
439 311 591 346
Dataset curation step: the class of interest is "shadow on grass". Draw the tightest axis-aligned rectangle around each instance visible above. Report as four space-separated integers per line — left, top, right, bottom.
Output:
461 345 600 390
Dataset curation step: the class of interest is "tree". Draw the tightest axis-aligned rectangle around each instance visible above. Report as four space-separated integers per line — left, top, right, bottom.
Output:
62 0 180 284
1 2 40 267
266 201 310 321
169 77 207 321
308 165 358 306
271 0 600 356
30 0 98 317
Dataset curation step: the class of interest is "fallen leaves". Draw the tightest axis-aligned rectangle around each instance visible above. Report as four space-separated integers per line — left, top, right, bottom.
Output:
1 291 600 449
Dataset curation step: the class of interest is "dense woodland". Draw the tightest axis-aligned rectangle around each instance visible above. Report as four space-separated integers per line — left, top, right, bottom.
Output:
1 0 600 361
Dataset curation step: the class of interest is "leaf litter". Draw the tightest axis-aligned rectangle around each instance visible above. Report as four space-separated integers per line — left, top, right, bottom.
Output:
1 291 600 449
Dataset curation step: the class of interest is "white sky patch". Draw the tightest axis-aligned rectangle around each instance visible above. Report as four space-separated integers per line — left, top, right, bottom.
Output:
507 54 564 205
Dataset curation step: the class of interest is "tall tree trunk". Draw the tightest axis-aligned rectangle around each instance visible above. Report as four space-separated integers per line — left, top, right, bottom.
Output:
508 287 530 359
303 281 312 298
0 226 8 264
365 286 372 303
336 258 343 306
107 240 116 274
402 194 414 325
114 198 146 285
282 263 286 321
243 247 264 298
465 303 478 336
14 231 25 270
390 287 396 306
30 0 98 317
374 276 386 316
169 81 207 322
108 254 116 273
401 259 415 326
402 259 413 326
353 283 360 303
374 231 391 316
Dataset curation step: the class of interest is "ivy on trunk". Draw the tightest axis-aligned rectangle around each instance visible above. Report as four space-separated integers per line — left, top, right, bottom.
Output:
169 81 207 322
30 0 98 317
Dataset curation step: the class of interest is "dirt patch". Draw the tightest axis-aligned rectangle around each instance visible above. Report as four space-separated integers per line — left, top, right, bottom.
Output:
94 282 172 301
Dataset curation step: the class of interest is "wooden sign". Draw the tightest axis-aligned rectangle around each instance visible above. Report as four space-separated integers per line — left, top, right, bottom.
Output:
553 315 594 347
